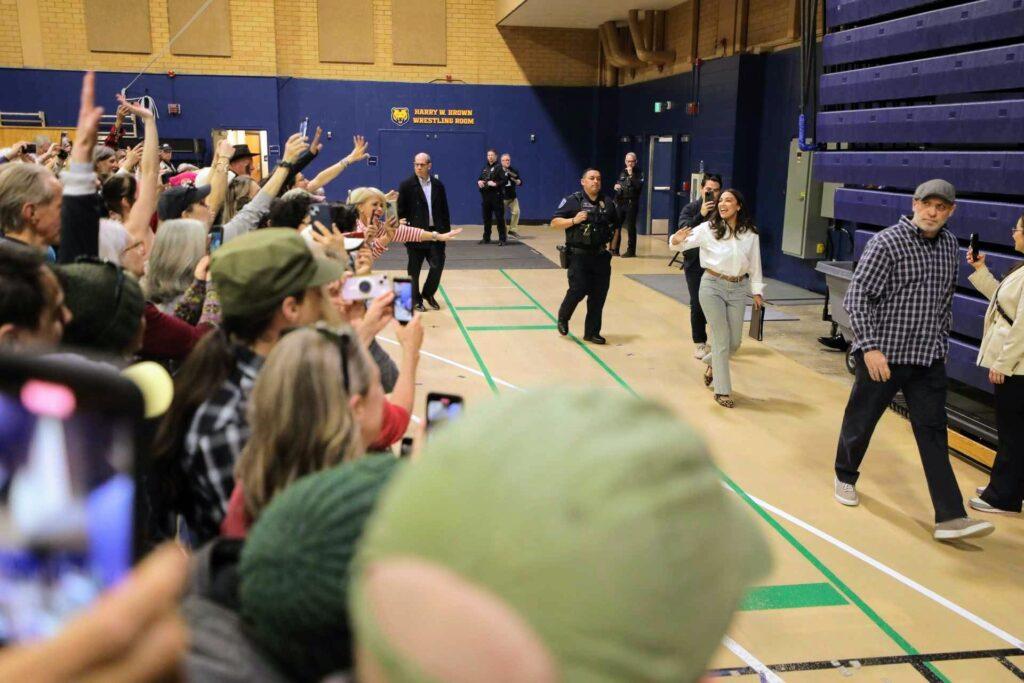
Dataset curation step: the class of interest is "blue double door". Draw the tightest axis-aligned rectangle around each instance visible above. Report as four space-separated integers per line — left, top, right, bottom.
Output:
377 129 487 226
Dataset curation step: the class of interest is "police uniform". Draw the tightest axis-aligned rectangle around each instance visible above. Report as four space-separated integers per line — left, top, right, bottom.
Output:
614 167 644 256
554 191 618 341
478 161 507 244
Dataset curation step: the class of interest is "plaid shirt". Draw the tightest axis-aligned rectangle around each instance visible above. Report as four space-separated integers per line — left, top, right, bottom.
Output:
845 216 958 366
181 346 263 542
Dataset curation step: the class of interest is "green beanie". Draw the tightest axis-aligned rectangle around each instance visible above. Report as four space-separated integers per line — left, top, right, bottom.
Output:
350 388 771 683
238 454 400 681
57 262 144 355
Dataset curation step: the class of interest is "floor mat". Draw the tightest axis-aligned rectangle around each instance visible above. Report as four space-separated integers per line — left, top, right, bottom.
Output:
372 236 557 271
626 274 800 321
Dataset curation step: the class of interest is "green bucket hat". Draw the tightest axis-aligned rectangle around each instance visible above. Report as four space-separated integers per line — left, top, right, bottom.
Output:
210 228 344 318
238 454 401 682
350 388 770 683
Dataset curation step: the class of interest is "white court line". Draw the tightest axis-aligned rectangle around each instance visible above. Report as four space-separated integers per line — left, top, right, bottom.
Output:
737 488 1024 651
375 336 524 391
722 636 785 682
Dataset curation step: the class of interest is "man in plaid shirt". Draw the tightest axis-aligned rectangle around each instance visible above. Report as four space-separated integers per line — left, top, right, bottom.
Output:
833 179 994 541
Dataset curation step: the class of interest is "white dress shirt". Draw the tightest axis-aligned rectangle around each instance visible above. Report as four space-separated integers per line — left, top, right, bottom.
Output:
419 175 434 227
672 220 765 296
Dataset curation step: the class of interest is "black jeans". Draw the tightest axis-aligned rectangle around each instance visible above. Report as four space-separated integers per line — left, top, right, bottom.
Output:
614 199 639 255
481 193 506 242
406 242 446 301
684 260 708 344
558 249 611 337
981 375 1024 511
835 353 966 523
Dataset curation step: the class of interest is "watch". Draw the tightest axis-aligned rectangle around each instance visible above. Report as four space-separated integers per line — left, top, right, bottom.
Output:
431 231 439 241
279 160 294 169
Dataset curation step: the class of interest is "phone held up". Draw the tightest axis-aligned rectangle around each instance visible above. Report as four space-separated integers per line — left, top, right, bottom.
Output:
0 352 145 644
426 392 464 433
299 117 309 139
342 274 390 302
208 226 224 253
969 233 980 261
392 276 414 325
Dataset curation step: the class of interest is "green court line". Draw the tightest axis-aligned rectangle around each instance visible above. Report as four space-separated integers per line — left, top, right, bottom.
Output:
498 269 638 398
740 583 848 611
465 324 557 332
489 268 947 682
456 305 539 311
438 285 498 395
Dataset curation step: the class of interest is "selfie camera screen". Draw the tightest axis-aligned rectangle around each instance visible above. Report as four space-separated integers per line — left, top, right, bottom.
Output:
426 397 463 431
394 281 414 323
0 380 134 644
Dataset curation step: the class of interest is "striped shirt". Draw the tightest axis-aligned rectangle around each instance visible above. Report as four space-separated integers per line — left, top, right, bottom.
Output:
360 219 427 258
845 216 958 366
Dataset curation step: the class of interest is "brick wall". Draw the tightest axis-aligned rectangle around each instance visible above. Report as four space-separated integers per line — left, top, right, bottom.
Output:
3 0 599 86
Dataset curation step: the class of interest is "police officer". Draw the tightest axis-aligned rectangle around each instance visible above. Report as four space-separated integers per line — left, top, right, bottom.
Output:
552 168 618 345
612 152 644 257
477 149 507 245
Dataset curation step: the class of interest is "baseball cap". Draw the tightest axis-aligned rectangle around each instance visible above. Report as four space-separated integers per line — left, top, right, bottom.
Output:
157 184 212 220
160 143 172 152
913 179 955 204
211 228 345 318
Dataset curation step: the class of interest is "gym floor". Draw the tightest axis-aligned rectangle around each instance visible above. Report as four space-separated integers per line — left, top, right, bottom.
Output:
377 226 1024 682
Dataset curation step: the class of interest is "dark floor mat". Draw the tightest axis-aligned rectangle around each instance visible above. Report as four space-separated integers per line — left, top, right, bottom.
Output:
372 238 558 270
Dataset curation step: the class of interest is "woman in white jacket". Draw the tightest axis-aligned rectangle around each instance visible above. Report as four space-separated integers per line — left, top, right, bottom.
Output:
670 189 764 408
966 214 1024 513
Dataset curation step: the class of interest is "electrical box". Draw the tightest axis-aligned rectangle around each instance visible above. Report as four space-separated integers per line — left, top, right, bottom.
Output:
782 139 830 259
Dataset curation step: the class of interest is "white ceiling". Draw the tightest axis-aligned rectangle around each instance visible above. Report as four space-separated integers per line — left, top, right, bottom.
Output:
498 0 683 28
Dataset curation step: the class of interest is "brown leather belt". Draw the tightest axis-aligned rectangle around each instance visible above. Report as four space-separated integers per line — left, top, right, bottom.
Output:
705 268 748 283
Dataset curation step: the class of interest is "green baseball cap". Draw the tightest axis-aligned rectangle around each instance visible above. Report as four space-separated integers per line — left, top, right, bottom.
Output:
210 228 344 318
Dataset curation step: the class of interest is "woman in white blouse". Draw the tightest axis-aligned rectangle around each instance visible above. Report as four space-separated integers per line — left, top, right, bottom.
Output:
966 214 1024 514
670 189 764 408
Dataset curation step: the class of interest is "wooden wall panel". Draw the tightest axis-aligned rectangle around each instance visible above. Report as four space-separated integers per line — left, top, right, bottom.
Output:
317 0 374 64
168 0 232 57
84 0 152 54
392 0 446 66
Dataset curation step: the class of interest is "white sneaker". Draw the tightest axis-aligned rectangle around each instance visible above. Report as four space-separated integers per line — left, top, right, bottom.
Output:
969 497 1017 515
693 344 708 359
834 477 859 506
933 516 995 541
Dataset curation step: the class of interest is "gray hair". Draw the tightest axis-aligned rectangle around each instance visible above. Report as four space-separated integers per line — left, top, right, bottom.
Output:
93 145 116 163
281 187 313 201
625 152 638 162
142 219 207 303
414 152 431 163
0 164 58 234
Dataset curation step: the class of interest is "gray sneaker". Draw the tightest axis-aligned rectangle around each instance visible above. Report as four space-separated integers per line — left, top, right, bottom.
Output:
933 517 995 541
969 497 1018 515
975 486 986 496
834 477 859 506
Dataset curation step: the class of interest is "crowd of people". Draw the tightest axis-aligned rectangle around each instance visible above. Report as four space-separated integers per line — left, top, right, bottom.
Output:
0 71 778 681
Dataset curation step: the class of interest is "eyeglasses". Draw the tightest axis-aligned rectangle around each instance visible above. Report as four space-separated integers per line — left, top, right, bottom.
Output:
281 322 352 394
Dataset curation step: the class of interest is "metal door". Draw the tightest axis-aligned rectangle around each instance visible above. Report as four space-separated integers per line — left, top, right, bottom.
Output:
645 135 676 235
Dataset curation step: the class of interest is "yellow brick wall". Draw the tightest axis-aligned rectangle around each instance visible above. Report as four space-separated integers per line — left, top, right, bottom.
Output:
2 0 599 86
747 0 795 47
32 0 277 75
0 0 23 68
275 0 598 85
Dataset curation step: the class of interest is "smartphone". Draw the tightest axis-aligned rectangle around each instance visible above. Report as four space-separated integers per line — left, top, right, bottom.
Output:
704 189 715 203
425 393 464 432
393 276 414 325
299 117 309 139
386 200 398 223
23 144 36 154
308 203 333 233
969 232 979 260
0 352 144 643
208 225 224 253
341 274 390 302
60 131 69 148
399 436 414 458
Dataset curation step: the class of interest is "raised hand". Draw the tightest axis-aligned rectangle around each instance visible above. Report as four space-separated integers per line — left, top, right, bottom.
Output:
216 138 235 159
345 134 369 165
310 126 323 156
283 132 309 164
384 189 399 203
310 220 347 255
966 249 986 271
435 228 463 242
72 71 104 164
116 93 153 120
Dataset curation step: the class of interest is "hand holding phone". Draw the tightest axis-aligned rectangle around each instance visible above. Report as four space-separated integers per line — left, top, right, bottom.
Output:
392 277 414 325
299 117 309 139
969 232 979 260
208 226 224 253
426 393 464 432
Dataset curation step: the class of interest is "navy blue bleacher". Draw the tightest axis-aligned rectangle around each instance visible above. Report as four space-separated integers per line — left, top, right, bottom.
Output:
826 0 947 29
823 0 1024 66
819 43 1024 105
833 188 1024 245
816 100 1024 145
948 339 991 387
815 151 1024 194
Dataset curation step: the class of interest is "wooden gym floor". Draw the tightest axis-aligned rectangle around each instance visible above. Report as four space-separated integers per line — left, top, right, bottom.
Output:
377 226 1024 682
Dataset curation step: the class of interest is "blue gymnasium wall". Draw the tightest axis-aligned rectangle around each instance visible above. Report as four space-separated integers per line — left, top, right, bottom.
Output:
0 68 601 225
813 0 1024 393
610 49 825 293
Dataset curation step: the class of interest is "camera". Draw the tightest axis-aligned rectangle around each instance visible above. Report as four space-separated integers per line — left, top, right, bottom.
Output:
341 274 389 301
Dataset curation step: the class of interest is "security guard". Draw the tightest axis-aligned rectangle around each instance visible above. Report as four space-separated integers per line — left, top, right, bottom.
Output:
612 152 644 257
552 168 618 344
